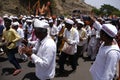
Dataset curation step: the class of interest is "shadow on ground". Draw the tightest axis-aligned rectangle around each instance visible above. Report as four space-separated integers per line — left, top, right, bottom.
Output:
82 56 95 62
55 68 75 77
1 67 15 76
22 72 39 80
27 61 35 67
0 56 8 62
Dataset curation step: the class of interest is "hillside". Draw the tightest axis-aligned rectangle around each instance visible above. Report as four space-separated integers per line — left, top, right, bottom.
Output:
0 0 27 16
0 0 93 16
52 0 93 15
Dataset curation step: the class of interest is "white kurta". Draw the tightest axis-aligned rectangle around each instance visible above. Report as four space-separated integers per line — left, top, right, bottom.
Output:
90 42 120 80
23 24 33 39
49 25 58 43
17 27 24 38
77 27 88 46
49 25 58 37
62 27 79 54
31 35 56 80
87 28 98 57
16 27 24 47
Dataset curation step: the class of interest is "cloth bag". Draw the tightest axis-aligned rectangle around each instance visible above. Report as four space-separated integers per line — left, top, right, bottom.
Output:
62 42 75 55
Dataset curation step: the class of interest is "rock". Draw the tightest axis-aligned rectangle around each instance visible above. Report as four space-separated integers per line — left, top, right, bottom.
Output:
0 0 93 16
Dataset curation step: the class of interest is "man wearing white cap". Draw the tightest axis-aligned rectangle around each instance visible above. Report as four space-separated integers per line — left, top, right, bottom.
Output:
58 18 79 73
48 18 58 43
76 20 88 58
90 24 120 80
12 22 28 61
23 19 33 40
21 19 56 80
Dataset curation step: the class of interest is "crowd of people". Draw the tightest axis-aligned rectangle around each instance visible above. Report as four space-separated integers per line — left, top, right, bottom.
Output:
0 13 120 80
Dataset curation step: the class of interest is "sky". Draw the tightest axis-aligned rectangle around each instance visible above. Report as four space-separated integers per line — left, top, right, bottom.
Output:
85 0 120 10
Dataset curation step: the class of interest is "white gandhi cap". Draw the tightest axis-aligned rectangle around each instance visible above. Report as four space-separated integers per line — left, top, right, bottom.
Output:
102 24 118 37
12 22 19 26
34 19 49 29
65 19 74 25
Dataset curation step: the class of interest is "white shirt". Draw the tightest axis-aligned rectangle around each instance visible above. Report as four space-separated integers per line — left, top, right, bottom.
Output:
63 27 79 54
93 21 102 32
23 24 33 39
77 27 88 46
88 28 97 46
49 24 58 36
31 35 56 80
90 42 120 80
85 25 91 37
16 27 24 46
17 27 24 38
57 23 65 33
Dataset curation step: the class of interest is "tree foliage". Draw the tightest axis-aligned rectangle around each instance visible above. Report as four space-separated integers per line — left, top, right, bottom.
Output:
92 7 100 15
92 4 120 16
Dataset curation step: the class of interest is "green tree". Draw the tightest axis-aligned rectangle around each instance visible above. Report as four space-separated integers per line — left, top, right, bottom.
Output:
112 11 120 16
92 4 120 16
100 4 119 16
92 8 100 16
